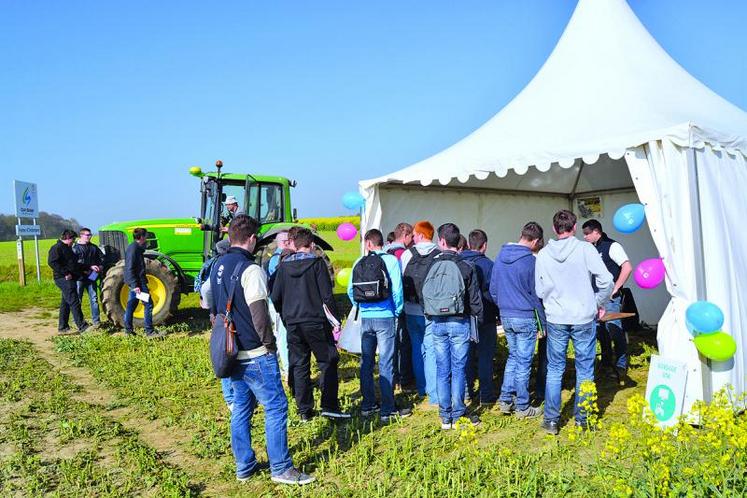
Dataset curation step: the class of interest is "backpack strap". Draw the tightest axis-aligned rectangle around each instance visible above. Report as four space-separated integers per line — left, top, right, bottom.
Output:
223 260 250 324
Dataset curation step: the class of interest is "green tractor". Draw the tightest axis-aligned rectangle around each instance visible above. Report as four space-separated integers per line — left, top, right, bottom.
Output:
97 161 335 328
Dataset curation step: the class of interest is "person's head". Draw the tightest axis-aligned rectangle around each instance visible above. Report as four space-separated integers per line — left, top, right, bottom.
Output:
228 214 259 252
519 221 545 253
412 221 435 244
224 195 239 213
394 222 414 247
60 229 77 246
457 234 467 253
365 229 384 253
78 227 92 245
581 219 604 244
552 210 577 238
386 231 395 244
468 229 488 253
133 228 148 245
437 223 461 251
275 230 291 250
290 227 315 252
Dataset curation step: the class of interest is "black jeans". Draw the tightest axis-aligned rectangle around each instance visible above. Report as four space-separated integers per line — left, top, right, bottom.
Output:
393 314 414 386
286 321 340 416
54 277 85 330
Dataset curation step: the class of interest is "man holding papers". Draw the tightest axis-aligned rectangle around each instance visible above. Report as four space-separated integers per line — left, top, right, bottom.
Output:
270 227 350 422
123 227 162 338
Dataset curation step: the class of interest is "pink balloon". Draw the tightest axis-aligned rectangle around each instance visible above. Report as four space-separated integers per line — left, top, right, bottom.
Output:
634 258 665 289
336 222 358 241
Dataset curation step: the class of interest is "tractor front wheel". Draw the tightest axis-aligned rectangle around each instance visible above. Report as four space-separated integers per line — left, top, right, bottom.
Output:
101 258 181 328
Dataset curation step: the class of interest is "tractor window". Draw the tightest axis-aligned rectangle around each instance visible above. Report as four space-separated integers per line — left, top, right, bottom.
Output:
219 183 247 227
247 183 283 224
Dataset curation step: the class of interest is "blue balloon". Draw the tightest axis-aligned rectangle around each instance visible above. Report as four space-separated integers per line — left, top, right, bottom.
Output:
613 203 646 233
686 301 724 335
342 191 365 210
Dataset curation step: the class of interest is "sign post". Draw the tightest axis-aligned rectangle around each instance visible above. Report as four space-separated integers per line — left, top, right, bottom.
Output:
13 180 40 284
645 355 688 428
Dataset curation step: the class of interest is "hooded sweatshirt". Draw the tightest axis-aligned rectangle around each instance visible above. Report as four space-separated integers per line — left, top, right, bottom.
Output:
490 243 545 323
535 236 613 325
400 241 439 316
269 252 340 326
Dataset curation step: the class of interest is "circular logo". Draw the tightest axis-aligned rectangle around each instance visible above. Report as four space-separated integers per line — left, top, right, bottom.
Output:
649 384 676 421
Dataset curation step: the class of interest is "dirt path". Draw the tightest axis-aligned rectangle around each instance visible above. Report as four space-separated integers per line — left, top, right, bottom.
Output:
0 311 229 496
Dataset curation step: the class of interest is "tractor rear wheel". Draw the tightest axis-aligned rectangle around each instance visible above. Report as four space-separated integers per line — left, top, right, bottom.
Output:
101 258 181 328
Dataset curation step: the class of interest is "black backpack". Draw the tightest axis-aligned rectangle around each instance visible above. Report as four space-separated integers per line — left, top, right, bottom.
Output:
403 247 440 304
351 253 391 302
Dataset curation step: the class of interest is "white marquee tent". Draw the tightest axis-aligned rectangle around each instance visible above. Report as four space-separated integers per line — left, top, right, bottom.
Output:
360 0 747 410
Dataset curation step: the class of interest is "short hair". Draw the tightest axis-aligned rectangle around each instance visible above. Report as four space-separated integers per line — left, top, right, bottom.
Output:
228 214 259 244
290 226 314 249
413 221 435 241
61 229 77 240
457 234 467 251
581 219 603 233
393 222 413 240
552 210 577 234
521 221 544 242
365 229 384 248
437 223 461 249
386 231 395 244
468 229 488 250
133 228 147 240
79 227 92 235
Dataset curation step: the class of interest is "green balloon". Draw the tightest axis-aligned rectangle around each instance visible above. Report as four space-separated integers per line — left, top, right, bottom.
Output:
336 268 352 288
694 331 737 362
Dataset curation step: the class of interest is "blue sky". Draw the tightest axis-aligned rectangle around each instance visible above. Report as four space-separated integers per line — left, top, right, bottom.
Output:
1 0 745 231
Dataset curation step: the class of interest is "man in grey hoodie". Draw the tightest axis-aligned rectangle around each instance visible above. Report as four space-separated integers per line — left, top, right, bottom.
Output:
535 210 613 435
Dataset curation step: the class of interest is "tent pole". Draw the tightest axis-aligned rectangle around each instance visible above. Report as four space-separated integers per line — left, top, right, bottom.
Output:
687 147 712 403
568 160 585 209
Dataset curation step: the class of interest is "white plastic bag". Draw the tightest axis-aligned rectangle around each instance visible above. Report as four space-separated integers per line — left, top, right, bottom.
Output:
338 306 362 354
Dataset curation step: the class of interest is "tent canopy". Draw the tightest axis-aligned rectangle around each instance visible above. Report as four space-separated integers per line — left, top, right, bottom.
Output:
361 0 747 191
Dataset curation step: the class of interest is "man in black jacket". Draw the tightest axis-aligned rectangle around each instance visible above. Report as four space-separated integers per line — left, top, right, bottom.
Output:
123 228 158 337
48 229 89 334
270 227 350 421
73 227 104 327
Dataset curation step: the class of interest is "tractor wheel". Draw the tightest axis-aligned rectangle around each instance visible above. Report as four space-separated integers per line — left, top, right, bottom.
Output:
101 258 181 328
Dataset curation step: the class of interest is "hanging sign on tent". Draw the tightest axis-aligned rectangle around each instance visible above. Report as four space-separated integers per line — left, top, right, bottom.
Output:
644 354 688 428
576 196 603 218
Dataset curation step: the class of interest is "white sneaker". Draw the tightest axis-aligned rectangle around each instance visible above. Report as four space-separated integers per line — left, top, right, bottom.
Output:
321 410 351 420
271 467 316 485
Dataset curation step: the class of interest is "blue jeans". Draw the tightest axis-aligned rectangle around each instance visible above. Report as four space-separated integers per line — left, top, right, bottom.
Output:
221 377 234 407
77 279 100 324
544 321 596 425
432 317 470 421
466 321 497 403
499 316 538 411
597 295 627 369
406 314 438 404
230 353 293 477
124 286 153 332
360 317 397 416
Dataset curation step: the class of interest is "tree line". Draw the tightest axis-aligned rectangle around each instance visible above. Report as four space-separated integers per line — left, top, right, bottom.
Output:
0 212 81 241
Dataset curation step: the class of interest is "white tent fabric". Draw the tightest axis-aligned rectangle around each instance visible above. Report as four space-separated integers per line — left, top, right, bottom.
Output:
360 0 747 407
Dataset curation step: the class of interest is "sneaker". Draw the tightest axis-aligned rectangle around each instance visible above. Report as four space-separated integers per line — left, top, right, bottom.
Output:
515 406 542 419
498 401 514 415
361 405 380 417
458 414 481 426
236 466 258 482
145 330 166 339
440 418 452 430
58 328 79 336
541 419 560 436
270 467 316 485
78 323 90 333
321 410 351 420
381 407 413 423
300 411 316 423
124 329 136 336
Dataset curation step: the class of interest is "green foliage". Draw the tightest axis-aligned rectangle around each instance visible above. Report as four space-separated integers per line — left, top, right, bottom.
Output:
0 212 82 242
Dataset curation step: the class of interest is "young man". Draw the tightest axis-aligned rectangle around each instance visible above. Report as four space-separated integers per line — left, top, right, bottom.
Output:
535 210 613 434
490 222 546 419
582 219 633 379
460 229 498 405
400 221 440 405
385 222 415 390
347 229 410 421
206 214 313 485
123 228 160 338
48 229 89 335
73 228 104 328
426 223 483 429
270 227 350 421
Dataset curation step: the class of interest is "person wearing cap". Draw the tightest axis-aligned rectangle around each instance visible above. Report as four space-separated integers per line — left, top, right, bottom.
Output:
220 195 243 233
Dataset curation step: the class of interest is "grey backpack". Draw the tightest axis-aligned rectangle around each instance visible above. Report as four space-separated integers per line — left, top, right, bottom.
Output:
422 255 465 317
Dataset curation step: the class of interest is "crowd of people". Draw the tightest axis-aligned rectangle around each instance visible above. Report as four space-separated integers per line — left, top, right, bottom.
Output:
199 207 631 485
